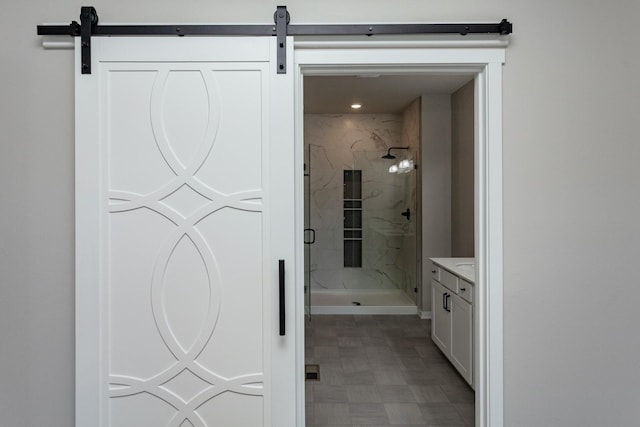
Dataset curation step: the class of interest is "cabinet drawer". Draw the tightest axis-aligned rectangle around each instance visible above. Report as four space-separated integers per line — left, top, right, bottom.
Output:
459 279 473 303
431 265 441 281
440 269 459 293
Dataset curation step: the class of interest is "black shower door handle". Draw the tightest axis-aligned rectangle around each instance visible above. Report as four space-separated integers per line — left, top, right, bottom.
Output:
279 260 285 336
304 228 316 244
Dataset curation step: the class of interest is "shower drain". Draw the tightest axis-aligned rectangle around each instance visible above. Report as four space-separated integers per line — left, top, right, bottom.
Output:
305 364 320 381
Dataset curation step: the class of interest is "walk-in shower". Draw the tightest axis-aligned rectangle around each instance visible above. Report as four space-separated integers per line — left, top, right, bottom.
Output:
303 102 421 315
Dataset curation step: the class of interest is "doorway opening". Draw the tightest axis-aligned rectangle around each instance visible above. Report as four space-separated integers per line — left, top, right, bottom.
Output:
293 41 506 427
302 73 476 426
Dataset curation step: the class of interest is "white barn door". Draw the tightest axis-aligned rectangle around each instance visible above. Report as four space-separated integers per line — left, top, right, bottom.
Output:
75 37 295 427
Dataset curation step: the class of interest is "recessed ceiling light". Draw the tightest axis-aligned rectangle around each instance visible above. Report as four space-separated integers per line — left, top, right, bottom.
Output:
350 103 362 109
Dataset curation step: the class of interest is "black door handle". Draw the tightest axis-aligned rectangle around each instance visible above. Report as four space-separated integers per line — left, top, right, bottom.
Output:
401 208 411 221
445 294 451 312
304 228 316 244
279 260 285 336
443 292 447 311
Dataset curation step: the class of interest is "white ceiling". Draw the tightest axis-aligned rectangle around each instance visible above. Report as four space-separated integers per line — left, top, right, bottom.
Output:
304 74 474 114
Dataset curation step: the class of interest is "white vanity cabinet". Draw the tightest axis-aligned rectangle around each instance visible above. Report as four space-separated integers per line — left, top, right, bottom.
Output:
430 258 474 387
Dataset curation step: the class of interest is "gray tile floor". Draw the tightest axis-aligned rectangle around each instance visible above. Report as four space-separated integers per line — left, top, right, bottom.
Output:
305 315 474 427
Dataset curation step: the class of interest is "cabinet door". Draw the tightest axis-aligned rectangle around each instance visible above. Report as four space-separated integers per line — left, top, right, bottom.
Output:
431 280 451 353
450 294 473 385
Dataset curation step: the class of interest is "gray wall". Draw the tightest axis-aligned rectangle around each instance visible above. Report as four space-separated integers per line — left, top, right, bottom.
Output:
451 80 475 257
421 95 452 313
1 1 639 426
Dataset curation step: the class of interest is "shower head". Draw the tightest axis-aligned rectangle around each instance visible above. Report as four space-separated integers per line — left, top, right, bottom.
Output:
381 146 409 160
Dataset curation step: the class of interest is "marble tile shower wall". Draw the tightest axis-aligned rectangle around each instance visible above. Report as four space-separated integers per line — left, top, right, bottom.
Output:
305 113 418 295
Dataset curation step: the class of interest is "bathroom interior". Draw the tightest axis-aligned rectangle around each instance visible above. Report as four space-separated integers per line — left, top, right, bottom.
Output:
303 73 475 316
303 74 477 425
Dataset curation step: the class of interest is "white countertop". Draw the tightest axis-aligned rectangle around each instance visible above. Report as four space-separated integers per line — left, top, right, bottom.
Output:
430 257 475 283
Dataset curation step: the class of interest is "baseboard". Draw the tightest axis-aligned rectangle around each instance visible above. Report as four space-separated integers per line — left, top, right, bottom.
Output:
419 310 432 319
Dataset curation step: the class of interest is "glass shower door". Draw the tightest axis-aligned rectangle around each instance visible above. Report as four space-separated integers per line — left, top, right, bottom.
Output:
354 149 418 306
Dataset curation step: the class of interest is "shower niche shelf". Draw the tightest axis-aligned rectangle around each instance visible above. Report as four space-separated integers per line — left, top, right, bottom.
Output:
343 170 362 268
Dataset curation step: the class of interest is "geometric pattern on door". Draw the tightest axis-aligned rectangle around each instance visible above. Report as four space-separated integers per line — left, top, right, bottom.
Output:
105 64 267 426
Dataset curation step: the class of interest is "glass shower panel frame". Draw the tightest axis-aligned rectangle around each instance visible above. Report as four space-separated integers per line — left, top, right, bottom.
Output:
353 150 418 303
303 145 311 317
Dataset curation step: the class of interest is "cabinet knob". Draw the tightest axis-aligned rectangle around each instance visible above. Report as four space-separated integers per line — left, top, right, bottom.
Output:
461 288 466 291
431 269 436 274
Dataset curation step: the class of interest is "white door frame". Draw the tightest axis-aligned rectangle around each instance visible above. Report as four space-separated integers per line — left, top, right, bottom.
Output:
293 39 506 427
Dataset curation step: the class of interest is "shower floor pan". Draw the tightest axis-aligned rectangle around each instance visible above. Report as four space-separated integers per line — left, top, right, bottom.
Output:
309 289 417 315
